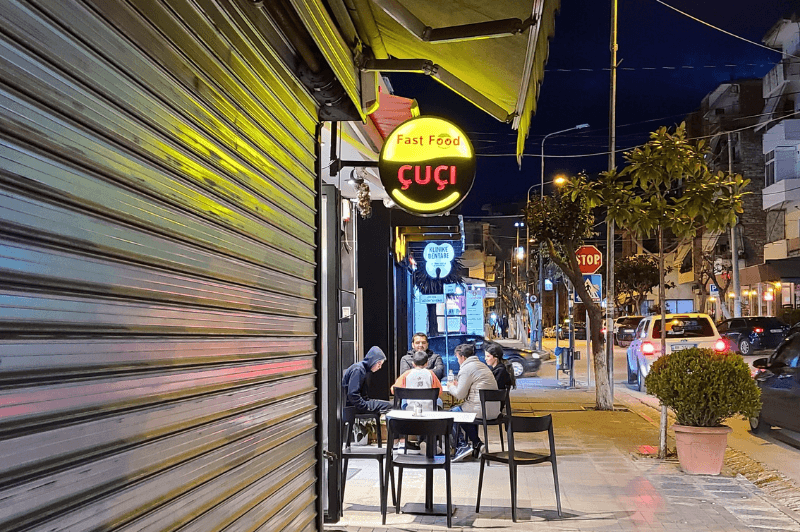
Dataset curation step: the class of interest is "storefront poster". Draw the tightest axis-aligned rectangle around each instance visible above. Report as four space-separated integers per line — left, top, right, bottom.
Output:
466 289 484 335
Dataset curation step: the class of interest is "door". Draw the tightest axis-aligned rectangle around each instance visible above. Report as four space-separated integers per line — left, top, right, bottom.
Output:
0 1 321 529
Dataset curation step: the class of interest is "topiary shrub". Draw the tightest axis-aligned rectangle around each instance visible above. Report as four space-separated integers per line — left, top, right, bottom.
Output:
644 347 761 427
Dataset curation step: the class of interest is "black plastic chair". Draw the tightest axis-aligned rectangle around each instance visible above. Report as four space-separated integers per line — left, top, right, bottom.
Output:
383 416 454 528
476 414 562 521
475 388 510 454
341 406 395 509
392 387 442 453
342 386 383 448
392 387 440 411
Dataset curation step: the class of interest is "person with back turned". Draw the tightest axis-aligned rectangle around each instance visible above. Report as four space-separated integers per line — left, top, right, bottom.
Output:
447 343 498 461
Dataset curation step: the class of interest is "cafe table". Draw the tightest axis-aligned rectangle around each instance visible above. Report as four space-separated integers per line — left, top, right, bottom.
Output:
385 409 476 516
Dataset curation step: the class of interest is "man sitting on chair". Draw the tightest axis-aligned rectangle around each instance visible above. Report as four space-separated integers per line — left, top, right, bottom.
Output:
342 346 392 414
391 350 443 411
447 343 499 461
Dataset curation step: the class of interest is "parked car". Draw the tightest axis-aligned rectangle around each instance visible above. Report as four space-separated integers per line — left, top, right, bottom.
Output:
749 330 800 434
427 334 485 377
613 316 643 347
558 322 587 340
426 334 541 377
626 313 727 392
544 326 557 338
717 316 790 355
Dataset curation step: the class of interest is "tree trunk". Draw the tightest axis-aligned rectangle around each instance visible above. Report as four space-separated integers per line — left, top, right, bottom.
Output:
546 241 613 410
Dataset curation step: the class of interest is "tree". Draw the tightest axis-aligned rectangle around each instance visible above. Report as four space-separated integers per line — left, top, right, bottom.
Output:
615 255 673 314
567 122 748 456
526 189 614 410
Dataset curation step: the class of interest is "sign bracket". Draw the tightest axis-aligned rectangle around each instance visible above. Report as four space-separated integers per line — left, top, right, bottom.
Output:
328 122 380 177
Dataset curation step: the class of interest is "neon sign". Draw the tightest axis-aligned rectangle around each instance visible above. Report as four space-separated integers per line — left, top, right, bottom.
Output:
379 117 476 215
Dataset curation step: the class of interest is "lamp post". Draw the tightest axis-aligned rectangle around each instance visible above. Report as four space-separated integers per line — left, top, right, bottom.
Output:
534 124 589 350
514 222 524 287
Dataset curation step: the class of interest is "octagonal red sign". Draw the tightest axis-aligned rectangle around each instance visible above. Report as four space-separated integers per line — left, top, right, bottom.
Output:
575 245 603 274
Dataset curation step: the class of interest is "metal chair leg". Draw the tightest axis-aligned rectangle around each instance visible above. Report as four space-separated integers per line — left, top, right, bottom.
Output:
509 463 518 522
341 458 349 507
395 467 403 514
445 464 453 529
551 458 562 517
475 456 486 512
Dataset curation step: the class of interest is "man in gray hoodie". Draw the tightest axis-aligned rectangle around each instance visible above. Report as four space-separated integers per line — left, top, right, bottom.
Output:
342 346 392 414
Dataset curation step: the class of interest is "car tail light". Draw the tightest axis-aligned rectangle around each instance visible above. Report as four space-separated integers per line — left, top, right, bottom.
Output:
753 327 764 334
642 341 655 355
714 339 727 352
601 327 607 335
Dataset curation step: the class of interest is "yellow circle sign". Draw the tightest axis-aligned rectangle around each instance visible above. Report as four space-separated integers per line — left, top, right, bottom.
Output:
379 116 476 215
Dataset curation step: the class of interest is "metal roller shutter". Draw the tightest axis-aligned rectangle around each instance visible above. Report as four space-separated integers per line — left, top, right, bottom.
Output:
0 0 320 529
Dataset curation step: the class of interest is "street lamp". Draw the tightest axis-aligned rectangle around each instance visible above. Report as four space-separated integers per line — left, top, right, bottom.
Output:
532 124 589 350
514 221 524 287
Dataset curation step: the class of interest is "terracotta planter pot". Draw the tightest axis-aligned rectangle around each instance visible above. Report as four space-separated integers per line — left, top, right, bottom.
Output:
672 424 732 475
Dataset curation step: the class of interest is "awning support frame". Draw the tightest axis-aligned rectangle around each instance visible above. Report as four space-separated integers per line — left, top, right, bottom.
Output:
361 58 513 123
372 0 535 43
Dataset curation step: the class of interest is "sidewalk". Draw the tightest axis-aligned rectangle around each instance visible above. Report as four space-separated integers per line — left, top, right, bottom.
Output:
326 362 800 531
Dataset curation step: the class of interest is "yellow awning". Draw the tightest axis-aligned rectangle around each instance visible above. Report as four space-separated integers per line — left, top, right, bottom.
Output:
314 0 559 162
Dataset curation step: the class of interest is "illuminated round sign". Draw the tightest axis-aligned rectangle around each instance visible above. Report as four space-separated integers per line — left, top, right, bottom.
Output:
379 116 476 216
423 242 455 278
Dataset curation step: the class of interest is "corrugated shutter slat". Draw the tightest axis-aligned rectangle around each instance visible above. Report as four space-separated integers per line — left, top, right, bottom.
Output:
0 0 320 529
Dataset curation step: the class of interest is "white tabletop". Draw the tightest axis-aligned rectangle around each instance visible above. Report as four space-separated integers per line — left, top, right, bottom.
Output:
385 409 476 423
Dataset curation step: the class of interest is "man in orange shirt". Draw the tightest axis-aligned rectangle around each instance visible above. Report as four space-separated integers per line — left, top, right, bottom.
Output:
392 350 443 411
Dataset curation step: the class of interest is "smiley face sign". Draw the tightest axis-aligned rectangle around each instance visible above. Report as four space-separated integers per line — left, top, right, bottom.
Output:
379 116 476 216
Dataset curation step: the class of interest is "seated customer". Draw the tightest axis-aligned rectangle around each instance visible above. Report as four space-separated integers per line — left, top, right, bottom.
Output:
399 332 445 380
342 346 392 414
392 350 443 411
446 343 499 461
484 341 515 390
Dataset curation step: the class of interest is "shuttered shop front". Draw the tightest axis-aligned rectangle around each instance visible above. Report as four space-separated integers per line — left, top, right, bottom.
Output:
0 0 320 529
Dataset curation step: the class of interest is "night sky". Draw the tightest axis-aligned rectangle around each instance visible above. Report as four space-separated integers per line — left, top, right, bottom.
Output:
387 0 799 216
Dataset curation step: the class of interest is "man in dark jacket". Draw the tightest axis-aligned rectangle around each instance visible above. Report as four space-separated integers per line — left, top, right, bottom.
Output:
342 346 392 414
398 332 445 380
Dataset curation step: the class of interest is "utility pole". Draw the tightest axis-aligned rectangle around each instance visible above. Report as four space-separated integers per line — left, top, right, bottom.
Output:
729 132 742 318
606 0 618 401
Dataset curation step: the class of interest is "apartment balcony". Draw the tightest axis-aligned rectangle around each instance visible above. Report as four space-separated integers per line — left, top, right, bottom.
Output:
763 58 800 97
762 177 800 210
764 238 800 259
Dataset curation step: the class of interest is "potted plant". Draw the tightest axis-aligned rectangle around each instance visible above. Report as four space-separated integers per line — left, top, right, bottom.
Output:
645 347 761 475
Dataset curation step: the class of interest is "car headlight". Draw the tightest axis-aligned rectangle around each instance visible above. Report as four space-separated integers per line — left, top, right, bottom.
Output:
531 353 540 359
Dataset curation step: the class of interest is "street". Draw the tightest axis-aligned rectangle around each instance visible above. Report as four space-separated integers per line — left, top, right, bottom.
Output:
527 338 800 488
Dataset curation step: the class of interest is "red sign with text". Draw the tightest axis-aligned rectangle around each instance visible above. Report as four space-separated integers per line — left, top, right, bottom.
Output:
575 245 603 274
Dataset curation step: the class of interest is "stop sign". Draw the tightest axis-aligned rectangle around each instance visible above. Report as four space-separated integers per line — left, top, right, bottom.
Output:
575 245 603 274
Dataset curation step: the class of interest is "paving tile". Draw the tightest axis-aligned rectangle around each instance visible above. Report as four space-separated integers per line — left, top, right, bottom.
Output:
326 384 800 532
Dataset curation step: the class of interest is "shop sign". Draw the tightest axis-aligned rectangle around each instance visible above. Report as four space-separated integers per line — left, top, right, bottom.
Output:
418 293 445 304
379 116 476 215
423 242 455 278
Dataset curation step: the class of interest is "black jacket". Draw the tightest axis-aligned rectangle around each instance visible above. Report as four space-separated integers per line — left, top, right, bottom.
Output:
491 362 513 390
342 346 386 412
399 348 445 380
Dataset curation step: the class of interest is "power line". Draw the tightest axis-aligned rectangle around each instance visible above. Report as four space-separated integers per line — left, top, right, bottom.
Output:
476 107 800 159
545 62 776 73
653 0 784 56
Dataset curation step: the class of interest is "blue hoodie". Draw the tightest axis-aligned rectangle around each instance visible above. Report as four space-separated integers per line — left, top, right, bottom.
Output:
342 346 386 411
